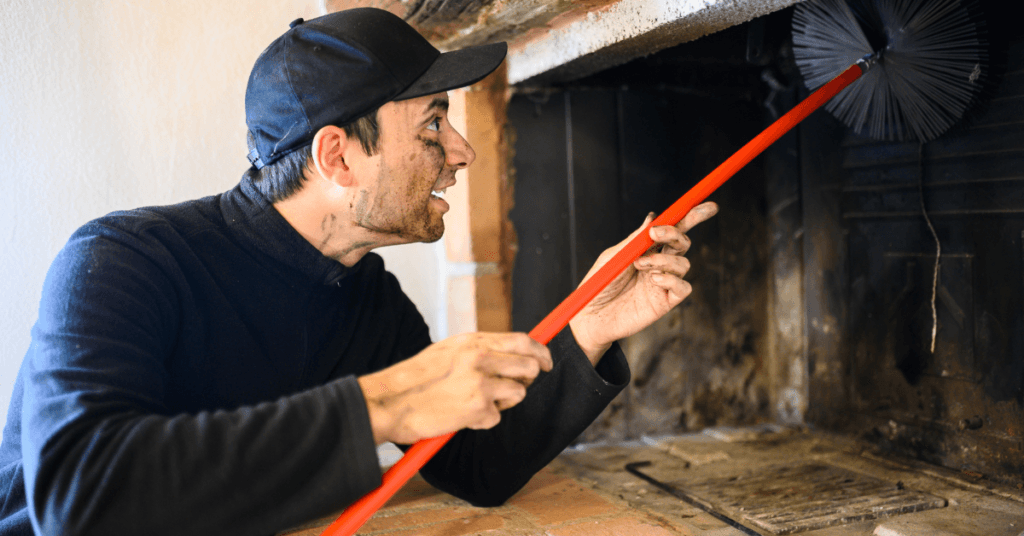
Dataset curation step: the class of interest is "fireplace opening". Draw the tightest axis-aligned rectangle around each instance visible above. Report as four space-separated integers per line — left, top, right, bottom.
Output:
507 1 1023 498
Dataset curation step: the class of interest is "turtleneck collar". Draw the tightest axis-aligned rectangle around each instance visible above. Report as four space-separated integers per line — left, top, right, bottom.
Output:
219 177 356 287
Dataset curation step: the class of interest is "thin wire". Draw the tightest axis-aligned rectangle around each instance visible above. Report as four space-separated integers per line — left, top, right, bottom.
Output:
918 142 940 353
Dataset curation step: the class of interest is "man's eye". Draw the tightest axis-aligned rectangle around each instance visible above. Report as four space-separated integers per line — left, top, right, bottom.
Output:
427 117 442 132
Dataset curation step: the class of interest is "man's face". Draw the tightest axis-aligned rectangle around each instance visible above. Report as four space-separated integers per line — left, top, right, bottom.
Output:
352 92 474 243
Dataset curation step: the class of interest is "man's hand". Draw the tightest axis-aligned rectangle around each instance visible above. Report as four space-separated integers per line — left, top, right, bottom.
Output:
357 332 552 445
569 202 719 363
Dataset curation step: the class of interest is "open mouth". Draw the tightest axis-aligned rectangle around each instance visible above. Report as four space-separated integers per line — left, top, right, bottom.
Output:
431 188 446 200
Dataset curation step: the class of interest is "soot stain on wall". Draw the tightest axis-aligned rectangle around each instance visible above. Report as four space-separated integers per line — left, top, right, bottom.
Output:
585 120 771 442
509 24 774 442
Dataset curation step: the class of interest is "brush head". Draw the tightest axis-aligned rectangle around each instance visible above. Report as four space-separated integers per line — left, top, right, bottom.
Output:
792 0 987 142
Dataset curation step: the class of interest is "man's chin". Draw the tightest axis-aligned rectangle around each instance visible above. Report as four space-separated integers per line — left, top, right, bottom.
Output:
399 222 444 244
421 224 444 243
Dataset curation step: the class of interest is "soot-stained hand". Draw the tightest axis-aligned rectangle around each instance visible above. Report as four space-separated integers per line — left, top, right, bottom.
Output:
569 202 718 363
357 332 552 445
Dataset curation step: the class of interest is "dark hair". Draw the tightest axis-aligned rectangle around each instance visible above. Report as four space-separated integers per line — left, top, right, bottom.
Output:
245 109 381 203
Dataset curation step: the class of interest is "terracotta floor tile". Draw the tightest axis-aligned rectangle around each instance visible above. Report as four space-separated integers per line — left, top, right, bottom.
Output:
512 469 567 495
383 513 506 536
360 507 481 532
687 513 729 531
509 477 619 526
635 511 701 536
700 528 751 536
546 515 682 536
379 477 452 511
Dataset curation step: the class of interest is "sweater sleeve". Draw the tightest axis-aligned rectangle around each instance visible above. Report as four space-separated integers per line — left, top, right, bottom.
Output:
413 326 630 506
21 226 382 536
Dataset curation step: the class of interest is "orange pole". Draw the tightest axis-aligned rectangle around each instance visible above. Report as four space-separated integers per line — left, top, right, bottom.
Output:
322 61 865 536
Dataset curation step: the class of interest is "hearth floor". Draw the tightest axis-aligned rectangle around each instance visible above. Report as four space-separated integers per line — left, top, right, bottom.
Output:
281 427 1024 536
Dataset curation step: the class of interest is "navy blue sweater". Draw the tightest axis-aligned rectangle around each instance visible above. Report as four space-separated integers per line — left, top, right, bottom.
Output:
0 178 628 536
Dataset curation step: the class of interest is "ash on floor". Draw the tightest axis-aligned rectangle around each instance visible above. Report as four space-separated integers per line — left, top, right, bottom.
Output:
549 426 1024 536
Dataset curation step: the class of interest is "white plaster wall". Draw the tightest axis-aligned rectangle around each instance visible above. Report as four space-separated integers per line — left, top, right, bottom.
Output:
0 0 447 442
375 242 448 341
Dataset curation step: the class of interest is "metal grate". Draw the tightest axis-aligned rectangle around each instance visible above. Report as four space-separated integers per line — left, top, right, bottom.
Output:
681 463 947 534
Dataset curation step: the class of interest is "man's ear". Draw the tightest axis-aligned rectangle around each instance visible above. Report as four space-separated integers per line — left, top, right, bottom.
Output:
311 125 355 187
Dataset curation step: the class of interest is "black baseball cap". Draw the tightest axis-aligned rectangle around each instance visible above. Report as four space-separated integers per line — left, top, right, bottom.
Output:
245 8 507 169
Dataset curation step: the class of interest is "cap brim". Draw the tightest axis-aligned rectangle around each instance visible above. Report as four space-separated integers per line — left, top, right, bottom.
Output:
393 42 507 100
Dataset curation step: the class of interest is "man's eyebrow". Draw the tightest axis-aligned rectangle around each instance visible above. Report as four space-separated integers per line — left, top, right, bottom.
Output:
425 97 449 114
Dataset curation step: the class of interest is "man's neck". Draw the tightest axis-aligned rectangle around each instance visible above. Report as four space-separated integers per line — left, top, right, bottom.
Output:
273 180 392 267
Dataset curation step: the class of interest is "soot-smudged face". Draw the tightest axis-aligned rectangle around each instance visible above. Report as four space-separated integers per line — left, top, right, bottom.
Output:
353 93 474 243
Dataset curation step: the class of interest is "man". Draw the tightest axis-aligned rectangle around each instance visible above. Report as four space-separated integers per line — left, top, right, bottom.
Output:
0 8 716 536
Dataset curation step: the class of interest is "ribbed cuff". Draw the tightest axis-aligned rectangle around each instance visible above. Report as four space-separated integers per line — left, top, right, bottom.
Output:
550 327 630 391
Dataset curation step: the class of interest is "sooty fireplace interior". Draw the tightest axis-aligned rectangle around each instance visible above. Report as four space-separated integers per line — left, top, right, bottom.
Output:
507 3 1023 493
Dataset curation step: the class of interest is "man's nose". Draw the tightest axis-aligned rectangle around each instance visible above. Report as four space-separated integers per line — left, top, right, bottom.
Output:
444 127 475 169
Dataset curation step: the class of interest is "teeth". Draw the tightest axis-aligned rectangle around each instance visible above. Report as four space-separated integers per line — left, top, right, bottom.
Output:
431 189 446 199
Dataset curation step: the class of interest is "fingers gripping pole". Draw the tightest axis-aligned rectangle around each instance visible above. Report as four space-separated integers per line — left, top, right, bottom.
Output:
321 62 864 536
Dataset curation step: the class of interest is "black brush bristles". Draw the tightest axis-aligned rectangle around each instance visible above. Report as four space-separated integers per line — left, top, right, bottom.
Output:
792 0 987 142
